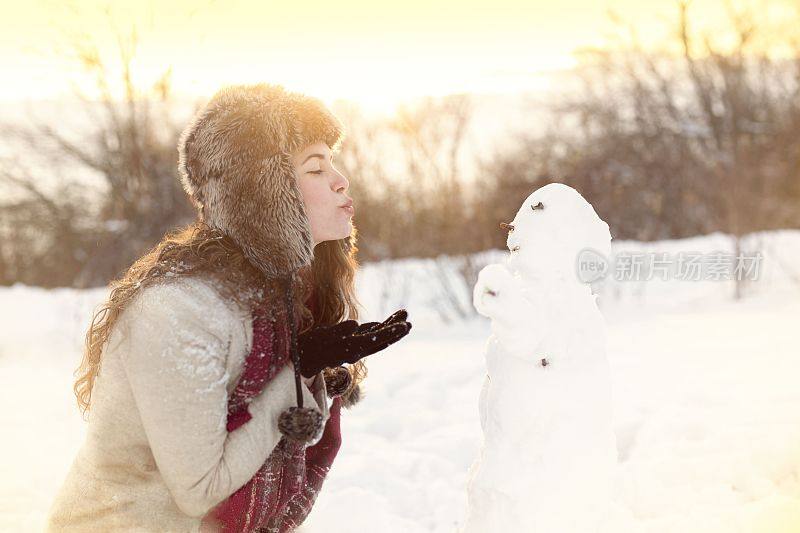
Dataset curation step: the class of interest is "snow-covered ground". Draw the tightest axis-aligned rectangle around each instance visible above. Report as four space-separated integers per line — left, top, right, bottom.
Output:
1 230 799 532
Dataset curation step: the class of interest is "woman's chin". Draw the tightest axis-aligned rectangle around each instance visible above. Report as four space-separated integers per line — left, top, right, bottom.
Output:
340 220 353 238
341 216 353 231
324 222 352 243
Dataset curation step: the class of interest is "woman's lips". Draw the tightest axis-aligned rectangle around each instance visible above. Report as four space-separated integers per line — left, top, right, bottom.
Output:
340 199 354 215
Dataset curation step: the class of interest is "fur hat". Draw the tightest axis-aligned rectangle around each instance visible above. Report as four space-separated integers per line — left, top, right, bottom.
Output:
177 83 344 279
176 83 345 444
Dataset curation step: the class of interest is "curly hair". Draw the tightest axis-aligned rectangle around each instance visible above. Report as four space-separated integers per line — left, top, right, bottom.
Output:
73 220 365 419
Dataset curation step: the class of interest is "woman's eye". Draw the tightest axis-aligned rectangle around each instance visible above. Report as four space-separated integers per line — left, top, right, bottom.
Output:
309 170 323 175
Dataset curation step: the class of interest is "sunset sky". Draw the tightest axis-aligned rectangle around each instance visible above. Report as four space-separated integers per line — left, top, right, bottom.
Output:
1 0 796 111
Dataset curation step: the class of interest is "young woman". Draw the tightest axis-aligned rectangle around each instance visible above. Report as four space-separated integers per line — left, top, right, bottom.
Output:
45 83 412 532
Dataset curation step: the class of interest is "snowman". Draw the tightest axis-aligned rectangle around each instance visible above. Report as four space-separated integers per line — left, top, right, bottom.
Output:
463 183 617 533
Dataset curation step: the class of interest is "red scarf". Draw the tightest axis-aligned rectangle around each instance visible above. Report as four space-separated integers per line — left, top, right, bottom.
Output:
202 295 343 532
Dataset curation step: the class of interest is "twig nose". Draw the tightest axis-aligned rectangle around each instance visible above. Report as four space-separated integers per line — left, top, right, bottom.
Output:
500 222 515 232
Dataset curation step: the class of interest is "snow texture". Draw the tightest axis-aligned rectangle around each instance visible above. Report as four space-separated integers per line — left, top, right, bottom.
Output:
1 228 800 532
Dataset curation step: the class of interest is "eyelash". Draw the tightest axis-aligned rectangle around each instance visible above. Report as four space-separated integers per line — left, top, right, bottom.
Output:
309 170 324 175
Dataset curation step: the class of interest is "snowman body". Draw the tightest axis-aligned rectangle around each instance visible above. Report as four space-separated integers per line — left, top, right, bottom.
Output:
464 183 617 533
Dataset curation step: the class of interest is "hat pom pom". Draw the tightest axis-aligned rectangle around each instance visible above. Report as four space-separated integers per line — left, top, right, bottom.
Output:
324 366 352 398
278 407 325 444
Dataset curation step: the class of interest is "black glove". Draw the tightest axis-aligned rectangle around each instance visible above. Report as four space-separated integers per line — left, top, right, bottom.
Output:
297 310 412 377
354 309 408 335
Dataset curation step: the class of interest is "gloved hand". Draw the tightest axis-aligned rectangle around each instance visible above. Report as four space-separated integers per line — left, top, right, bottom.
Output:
352 309 408 336
297 310 412 378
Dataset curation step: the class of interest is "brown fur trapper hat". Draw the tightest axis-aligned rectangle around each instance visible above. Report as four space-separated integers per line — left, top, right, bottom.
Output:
177 83 344 279
176 83 345 444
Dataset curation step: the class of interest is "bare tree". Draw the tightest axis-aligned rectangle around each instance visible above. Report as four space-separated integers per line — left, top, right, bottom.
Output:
1 16 195 287
477 0 800 299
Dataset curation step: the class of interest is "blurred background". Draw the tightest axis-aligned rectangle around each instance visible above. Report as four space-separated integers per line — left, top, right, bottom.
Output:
1 0 799 531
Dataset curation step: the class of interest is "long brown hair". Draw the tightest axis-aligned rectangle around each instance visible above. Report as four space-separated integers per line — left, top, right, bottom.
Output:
73 219 366 419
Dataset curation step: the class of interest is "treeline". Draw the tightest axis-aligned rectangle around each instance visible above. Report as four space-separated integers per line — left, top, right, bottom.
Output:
1 2 798 288
343 1 799 261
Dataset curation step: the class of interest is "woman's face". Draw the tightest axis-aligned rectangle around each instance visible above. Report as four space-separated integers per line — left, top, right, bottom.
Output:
292 141 354 247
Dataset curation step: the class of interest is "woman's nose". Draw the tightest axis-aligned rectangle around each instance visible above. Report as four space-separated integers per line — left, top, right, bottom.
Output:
332 169 349 193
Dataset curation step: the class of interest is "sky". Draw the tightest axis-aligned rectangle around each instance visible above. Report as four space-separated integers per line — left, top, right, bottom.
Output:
0 0 797 112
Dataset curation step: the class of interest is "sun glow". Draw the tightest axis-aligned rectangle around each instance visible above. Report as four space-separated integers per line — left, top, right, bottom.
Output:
1 0 797 112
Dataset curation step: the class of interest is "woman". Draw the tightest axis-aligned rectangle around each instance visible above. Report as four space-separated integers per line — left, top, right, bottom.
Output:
45 83 412 532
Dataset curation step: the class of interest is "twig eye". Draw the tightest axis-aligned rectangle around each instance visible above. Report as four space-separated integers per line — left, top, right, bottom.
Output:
510 245 520 252
531 202 544 211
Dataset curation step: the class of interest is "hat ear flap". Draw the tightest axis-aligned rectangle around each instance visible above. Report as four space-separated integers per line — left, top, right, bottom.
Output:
264 152 315 272
206 152 313 279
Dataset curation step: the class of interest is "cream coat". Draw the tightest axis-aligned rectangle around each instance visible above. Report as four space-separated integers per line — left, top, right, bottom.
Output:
45 276 330 532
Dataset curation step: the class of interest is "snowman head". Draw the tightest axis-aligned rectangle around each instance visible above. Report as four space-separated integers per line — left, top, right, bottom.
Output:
505 183 611 281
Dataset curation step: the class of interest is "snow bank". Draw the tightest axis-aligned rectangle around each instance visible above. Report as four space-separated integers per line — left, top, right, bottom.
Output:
1 230 799 532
